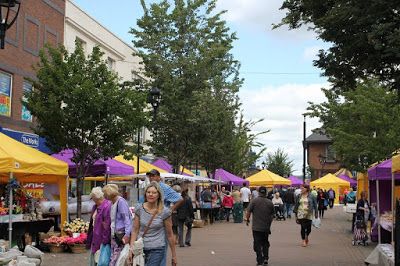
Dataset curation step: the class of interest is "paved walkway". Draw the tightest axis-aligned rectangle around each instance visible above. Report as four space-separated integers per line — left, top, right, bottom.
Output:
42 206 375 265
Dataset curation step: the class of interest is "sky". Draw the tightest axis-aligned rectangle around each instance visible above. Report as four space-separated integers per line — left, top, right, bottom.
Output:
72 0 330 175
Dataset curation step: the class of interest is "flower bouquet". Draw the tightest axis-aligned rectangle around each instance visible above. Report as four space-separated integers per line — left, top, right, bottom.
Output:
43 236 69 253
0 207 8 215
63 218 89 235
64 233 87 254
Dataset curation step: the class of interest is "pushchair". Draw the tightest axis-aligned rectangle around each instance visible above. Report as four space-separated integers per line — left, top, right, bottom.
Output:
274 204 285 221
352 214 368 246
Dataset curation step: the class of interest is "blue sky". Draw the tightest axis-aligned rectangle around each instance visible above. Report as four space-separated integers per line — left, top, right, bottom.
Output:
72 0 329 175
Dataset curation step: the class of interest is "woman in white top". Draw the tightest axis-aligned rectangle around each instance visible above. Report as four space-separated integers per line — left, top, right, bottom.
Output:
129 181 177 266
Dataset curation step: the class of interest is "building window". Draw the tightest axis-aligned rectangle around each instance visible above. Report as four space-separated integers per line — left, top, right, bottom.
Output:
326 145 336 162
0 71 12 117
107 57 115 70
21 81 33 121
75 37 86 52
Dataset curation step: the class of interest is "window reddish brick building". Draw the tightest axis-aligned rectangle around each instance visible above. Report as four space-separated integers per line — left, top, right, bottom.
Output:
0 0 65 150
304 129 341 180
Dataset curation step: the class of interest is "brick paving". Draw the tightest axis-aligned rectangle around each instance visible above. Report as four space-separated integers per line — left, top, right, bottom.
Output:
42 206 375 266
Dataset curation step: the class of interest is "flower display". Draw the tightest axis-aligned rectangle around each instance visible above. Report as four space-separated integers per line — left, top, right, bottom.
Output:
64 233 87 245
43 236 69 246
63 218 89 234
0 207 9 215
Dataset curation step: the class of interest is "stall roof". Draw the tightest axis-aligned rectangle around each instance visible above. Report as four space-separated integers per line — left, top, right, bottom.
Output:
246 170 291 186
114 155 166 174
152 159 194 176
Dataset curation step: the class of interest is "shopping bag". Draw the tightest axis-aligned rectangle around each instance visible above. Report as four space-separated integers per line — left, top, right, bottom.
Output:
312 217 321 228
116 244 130 266
98 244 111 266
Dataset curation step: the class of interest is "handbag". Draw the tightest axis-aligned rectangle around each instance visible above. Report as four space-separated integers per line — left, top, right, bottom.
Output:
114 198 128 247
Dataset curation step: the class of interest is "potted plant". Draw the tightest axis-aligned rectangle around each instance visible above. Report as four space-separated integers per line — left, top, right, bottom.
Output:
65 233 87 254
43 236 68 253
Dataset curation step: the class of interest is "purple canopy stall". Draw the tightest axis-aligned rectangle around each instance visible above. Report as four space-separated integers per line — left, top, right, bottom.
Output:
152 158 193 176
367 159 399 243
214 168 248 186
288 176 303 187
338 174 357 187
52 149 134 177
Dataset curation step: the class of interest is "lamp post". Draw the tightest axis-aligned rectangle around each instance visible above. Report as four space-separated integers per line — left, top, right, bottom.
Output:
302 114 306 183
318 154 327 177
261 161 266 170
0 0 21 49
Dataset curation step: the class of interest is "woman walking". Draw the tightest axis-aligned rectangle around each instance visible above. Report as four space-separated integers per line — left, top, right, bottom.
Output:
232 187 243 223
177 189 194 247
294 185 318 247
87 187 111 266
222 192 234 222
317 189 326 219
103 184 132 266
129 182 177 266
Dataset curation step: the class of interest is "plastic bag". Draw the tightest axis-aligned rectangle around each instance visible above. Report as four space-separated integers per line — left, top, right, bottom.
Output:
24 245 44 259
115 244 130 266
312 217 321 228
131 238 145 266
97 244 111 266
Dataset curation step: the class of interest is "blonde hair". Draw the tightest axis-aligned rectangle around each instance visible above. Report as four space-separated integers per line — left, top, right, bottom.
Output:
90 187 104 200
144 181 164 213
102 184 119 199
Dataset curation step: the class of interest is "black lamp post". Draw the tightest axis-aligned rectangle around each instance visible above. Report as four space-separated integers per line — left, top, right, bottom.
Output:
0 0 21 49
261 161 266 170
147 87 161 121
318 154 327 177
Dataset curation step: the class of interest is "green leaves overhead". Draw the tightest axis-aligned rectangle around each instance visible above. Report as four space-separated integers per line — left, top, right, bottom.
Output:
265 148 294 177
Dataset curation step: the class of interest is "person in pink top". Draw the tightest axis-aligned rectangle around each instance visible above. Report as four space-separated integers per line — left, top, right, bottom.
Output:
222 192 234 222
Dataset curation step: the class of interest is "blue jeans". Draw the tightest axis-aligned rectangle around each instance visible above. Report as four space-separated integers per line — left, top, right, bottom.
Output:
159 235 167 266
144 248 165 266
285 203 293 217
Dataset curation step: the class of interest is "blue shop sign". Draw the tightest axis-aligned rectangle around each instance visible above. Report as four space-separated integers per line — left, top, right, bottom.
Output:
0 127 51 154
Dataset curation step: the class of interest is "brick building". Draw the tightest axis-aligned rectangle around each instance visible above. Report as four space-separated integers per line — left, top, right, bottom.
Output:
304 129 341 180
0 0 65 151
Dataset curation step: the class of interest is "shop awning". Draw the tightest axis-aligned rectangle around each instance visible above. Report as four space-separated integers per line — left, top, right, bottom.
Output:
392 155 400 173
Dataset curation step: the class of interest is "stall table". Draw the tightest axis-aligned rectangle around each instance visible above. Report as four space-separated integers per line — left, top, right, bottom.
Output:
0 218 54 250
365 244 394 266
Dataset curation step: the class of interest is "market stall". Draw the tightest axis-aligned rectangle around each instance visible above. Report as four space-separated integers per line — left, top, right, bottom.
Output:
152 158 194 176
214 168 248 187
114 155 166 174
310 173 350 204
0 133 68 248
246 170 291 187
338 174 357 188
288 176 303 187
356 172 368 200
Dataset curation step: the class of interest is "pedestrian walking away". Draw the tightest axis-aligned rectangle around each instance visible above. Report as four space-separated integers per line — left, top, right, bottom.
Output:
240 182 251 215
176 189 194 247
222 192 234 222
293 185 318 247
327 188 335 208
232 187 243 223
103 184 132 266
245 186 274 266
317 189 327 219
129 182 177 266
284 188 295 219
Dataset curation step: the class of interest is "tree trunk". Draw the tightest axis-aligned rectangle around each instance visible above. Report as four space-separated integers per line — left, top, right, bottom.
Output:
76 177 82 218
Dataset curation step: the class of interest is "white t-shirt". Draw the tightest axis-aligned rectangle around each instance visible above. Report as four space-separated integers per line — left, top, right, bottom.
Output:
240 187 251 203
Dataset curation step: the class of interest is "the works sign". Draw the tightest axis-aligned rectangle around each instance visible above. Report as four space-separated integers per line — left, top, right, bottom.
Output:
0 127 50 153
21 134 39 148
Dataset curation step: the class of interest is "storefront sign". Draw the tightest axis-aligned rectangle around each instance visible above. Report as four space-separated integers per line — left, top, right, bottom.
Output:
0 71 12 117
0 127 50 153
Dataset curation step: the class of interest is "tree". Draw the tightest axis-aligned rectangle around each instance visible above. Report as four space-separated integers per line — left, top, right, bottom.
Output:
307 80 400 171
265 148 293 177
276 0 400 93
131 0 244 172
25 43 147 217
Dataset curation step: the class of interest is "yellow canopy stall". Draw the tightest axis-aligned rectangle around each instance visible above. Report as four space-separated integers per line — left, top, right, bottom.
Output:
356 172 368 199
0 133 68 244
246 169 291 187
334 168 354 178
310 173 350 204
114 155 166 174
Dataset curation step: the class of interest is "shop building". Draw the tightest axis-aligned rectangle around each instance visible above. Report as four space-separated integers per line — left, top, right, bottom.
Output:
0 0 65 152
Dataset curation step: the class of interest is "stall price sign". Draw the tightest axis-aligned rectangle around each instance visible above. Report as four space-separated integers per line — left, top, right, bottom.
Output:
23 183 44 198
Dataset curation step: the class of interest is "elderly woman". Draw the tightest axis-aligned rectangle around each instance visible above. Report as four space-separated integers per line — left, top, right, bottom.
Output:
130 182 177 266
103 184 132 266
86 187 111 266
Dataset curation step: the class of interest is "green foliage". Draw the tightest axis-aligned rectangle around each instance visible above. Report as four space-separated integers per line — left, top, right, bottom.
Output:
265 148 293 177
276 0 400 92
25 43 147 215
307 80 400 171
131 0 265 175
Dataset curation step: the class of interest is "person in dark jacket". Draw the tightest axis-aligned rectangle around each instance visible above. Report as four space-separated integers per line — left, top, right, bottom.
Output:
245 186 274 266
284 188 295 218
177 189 194 247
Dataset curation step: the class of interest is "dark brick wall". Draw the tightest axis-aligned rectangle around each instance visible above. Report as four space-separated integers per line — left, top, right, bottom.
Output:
308 143 341 179
0 0 65 133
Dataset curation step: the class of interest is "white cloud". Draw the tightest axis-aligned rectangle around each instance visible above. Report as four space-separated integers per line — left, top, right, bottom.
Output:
303 46 322 61
216 0 316 40
239 83 328 175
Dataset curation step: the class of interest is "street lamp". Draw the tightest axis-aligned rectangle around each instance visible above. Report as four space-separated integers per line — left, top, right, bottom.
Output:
318 154 327 177
261 161 266 170
0 0 21 49
147 87 161 121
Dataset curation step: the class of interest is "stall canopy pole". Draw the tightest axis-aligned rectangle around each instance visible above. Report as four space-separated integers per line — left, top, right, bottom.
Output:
8 172 13 249
392 172 395 244
377 180 381 244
